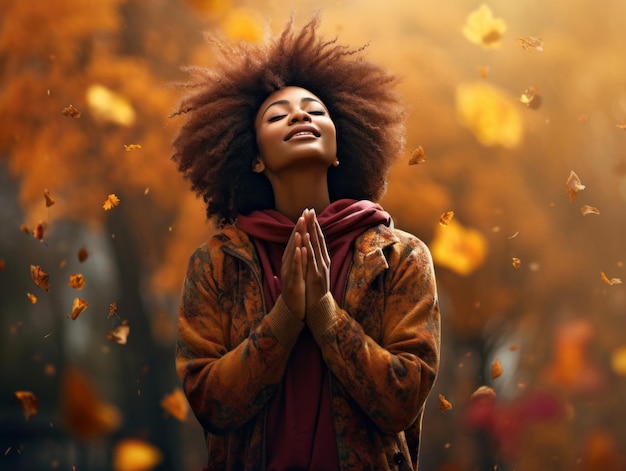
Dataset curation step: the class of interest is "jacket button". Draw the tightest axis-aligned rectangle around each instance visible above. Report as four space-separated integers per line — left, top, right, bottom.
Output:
393 452 405 464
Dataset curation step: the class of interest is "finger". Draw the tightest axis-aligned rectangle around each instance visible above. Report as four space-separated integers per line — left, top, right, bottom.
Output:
313 217 330 267
303 232 318 273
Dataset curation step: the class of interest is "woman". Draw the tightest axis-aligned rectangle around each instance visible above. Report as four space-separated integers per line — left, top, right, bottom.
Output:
172 15 441 471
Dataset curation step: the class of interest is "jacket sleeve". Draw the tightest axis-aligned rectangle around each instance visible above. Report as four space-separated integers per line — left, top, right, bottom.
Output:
307 234 441 434
176 245 304 434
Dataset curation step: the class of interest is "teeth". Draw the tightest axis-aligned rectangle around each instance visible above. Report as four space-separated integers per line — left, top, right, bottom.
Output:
294 132 313 137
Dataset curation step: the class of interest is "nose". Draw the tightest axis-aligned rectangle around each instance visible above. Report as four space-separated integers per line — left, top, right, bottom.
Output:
290 108 311 123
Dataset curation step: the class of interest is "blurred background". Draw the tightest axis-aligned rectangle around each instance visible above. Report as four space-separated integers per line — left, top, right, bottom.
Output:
1 0 625 470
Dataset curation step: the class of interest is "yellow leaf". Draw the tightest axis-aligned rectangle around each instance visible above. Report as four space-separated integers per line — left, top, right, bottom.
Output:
516 36 544 52
160 388 189 421
581 205 600 216
438 393 453 411
430 219 488 276
103 194 120 211
86 84 135 126
26 292 37 304
14 391 39 421
512 257 521 269
113 439 163 471
408 145 426 165
601 272 622 286
439 210 455 226
124 144 142 152
456 82 523 148
462 4 507 48
611 346 626 376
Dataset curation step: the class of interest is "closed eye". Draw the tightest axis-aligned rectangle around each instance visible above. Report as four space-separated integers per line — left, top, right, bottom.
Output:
268 114 286 122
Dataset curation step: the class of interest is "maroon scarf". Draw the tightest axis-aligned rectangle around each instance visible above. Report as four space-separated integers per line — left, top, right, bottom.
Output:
236 199 391 470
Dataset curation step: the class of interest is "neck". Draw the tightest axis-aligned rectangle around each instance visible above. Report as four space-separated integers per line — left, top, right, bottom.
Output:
268 169 331 221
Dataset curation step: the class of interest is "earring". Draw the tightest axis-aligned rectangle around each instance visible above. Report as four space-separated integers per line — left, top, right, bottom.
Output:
253 158 265 173
333 159 339 167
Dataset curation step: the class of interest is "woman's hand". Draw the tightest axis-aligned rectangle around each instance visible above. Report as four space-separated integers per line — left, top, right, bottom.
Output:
281 214 307 320
303 209 331 308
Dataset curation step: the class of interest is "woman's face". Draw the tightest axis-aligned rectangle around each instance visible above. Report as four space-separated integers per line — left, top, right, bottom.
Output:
254 86 337 175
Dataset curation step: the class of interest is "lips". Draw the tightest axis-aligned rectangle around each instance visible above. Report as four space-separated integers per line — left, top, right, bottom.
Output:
284 125 321 141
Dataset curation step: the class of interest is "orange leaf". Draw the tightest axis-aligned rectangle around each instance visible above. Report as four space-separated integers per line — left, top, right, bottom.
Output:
408 145 426 165
43 188 56 207
160 387 189 421
470 385 496 403
601 272 622 286
109 302 118 318
581 205 600 216
103 194 120 211
30 265 50 291
14 391 39 421
565 170 585 201
491 359 503 379
124 144 142 152
68 274 86 290
519 86 538 107
438 393 453 411
113 438 163 471
61 104 81 118
78 247 89 262
512 257 521 269
107 320 130 345
68 297 89 320
439 211 455 226
60 367 122 441
26 292 37 304
32 221 46 241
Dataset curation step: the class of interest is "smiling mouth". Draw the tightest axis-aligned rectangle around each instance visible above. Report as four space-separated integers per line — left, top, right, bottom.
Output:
285 126 321 141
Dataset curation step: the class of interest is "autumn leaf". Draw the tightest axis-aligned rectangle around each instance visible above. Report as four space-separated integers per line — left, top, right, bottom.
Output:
565 170 586 201
438 393 453 411
26 292 37 304
439 210 455 226
43 188 55 207
124 144 142 152
68 273 86 290
491 359 503 379
107 320 130 345
60 367 122 440
14 391 39 421
109 302 118 318
32 221 46 241
601 272 622 286
519 86 538 107
408 145 426 165
462 4 507 49
103 194 120 211
470 385 496 403
430 219 488 276
512 257 521 269
456 82 523 148
30 265 50 291
86 84 136 126
113 438 163 471
516 36 544 51
581 205 600 216
68 297 89 320
61 104 81 118
160 387 189 421
78 247 89 262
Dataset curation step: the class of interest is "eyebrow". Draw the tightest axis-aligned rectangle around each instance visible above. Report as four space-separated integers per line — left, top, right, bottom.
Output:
260 97 325 118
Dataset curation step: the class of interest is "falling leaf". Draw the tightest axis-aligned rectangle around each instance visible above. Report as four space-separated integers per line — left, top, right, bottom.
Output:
519 86 538 107
60 367 122 440
456 82 523 148
124 144 142 152
462 4 507 49
160 388 189 421
581 205 600 216
30 265 50 291
470 385 496 402
113 438 163 471
408 145 427 165
611 346 626 376
68 297 89 320
600 272 622 286
43 189 56 207
103 194 120 211
78 247 89 262
86 84 136 126
431 219 488 276
109 302 118 318
61 104 81 118
32 221 46 241
512 257 521 269
491 359 503 379
438 393 453 411
516 36 544 52
14 391 39 421
26 292 37 304
565 170 586 201
68 274 86 290
107 320 130 345
439 211 455 226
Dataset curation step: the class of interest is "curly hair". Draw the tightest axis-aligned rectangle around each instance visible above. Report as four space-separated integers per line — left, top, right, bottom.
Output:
171 14 406 225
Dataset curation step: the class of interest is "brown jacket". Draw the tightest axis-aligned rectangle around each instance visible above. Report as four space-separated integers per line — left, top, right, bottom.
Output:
176 223 441 470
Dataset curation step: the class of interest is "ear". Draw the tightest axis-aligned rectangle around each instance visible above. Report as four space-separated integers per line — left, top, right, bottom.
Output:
252 157 265 173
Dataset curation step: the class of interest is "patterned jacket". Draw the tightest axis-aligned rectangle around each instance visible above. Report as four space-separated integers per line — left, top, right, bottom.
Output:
176 223 441 470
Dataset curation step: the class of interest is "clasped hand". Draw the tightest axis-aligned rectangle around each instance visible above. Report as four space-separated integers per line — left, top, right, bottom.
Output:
280 208 331 321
